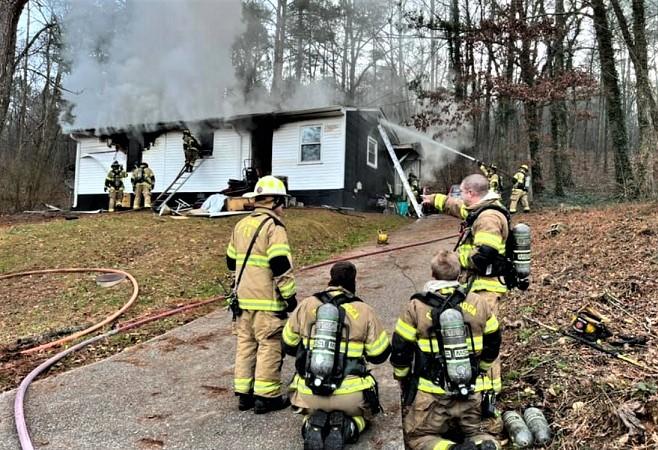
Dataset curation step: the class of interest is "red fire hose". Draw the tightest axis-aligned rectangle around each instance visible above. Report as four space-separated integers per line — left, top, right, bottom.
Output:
12 232 459 449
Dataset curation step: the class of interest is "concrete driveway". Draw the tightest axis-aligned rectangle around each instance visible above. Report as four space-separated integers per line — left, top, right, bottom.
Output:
0 214 459 450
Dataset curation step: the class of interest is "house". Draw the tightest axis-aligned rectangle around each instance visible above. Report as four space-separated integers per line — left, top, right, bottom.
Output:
70 106 422 211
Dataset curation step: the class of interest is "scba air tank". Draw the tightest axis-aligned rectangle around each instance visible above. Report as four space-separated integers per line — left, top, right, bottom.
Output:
502 411 533 448
309 303 340 384
524 407 552 445
512 223 531 279
439 308 471 395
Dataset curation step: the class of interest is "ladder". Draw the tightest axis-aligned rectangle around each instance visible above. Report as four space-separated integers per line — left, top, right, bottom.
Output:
152 158 206 213
378 124 424 218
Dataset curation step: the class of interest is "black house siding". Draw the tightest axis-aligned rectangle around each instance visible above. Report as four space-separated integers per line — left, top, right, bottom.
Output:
343 110 394 211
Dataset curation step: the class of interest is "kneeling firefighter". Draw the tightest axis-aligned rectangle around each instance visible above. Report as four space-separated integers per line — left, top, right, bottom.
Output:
392 250 502 450
282 262 391 450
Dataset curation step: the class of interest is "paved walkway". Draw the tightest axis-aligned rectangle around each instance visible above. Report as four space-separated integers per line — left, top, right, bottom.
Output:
0 214 459 450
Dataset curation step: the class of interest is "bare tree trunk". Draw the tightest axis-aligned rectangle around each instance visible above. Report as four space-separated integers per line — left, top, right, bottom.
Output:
610 0 656 196
0 0 29 137
272 0 288 95
591 0 635 196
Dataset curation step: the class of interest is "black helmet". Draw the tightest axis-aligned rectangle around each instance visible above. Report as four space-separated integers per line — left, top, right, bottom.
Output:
140 162 149 168
183 129 191 135
111 160 120 168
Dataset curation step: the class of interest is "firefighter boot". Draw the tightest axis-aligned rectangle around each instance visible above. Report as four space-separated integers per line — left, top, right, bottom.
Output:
303 410 327 450
253 395 290 414
324 411 359 450
237 393 254 411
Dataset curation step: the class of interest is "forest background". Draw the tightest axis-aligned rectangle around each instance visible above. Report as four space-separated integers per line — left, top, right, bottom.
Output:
1 0 657 212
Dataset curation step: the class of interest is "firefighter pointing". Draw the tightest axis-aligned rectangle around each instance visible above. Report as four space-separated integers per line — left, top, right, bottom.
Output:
422 173 532 429
226 175 297 414
282 261 390 450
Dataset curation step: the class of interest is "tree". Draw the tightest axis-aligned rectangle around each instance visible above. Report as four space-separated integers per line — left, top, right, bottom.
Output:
0 0 29 136
591 0 635 196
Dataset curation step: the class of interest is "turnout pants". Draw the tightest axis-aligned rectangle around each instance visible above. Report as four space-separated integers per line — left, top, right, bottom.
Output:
292 390 368 433
107 188 123 212
234 310 286 398
404 391 500 450
133 183 152 209
477 291 503 394
509 189 530 213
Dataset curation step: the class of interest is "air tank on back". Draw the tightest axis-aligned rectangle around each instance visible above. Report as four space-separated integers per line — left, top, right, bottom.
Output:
309 302 340 385
439 308 471 395
512 223 531 281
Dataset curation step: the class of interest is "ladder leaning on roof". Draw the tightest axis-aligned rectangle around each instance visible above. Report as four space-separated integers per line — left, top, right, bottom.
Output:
152 159 206 214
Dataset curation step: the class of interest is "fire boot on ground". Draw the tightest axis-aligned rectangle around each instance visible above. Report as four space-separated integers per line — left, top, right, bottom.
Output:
253 395 290 414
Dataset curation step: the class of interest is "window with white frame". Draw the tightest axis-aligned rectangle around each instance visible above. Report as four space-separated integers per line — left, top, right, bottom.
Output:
367 136 378 168
300 125 322 163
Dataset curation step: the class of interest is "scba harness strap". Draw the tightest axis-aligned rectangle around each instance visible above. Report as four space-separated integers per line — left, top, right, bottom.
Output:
410 288 480 397
456 203 528 289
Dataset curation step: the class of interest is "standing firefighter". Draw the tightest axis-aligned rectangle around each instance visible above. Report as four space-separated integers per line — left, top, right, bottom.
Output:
182 129 201 173
422 174 509 399
478 162 501 195
226 175 297 414
392 250 501 450
282 261 390 450
509 164 530 213
104 161 127 212
131 162 155 210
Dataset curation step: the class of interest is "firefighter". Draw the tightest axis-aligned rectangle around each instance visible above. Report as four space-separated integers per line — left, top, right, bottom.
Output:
421 174 509 399
104 161 127 212
392 250 501 450
226 175 297 414
282 261 390 450
509 164 530 213
182 129 201 173
131 162 155 210
407 173 421 215
478 162 501 195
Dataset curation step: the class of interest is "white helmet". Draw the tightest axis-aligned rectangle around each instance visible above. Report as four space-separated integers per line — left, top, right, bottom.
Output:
243 175 288 198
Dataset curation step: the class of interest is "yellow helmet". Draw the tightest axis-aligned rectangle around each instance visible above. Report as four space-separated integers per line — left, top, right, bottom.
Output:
520 164 529 171
243 175 288 198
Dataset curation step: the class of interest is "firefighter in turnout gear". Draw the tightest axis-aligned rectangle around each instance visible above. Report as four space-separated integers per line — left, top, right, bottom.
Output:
422 174 510 396
104 161 127 212
131 162 155 209
509 164 530 213
478 163 501 195
392 250 502 450
226 175 297 414
282 261 391 450
182 129 201 173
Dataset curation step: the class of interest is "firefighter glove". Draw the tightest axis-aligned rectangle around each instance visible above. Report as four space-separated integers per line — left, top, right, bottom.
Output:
285 295 298 313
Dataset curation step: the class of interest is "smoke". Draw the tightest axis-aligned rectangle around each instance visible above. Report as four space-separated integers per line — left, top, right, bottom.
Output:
61 0 244 130
381 99 473 181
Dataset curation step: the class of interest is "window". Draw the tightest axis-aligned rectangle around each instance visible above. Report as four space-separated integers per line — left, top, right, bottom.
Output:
300 125 322 163
367 136 378 169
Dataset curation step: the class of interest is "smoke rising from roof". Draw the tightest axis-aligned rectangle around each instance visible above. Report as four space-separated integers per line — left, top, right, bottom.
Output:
60 0 345 132
61 0 244 130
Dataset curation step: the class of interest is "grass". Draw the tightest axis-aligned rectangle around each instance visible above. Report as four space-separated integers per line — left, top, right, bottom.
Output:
0 209 408 348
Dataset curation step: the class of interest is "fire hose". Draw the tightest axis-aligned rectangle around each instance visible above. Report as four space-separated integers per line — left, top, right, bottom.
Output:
11 232 459 449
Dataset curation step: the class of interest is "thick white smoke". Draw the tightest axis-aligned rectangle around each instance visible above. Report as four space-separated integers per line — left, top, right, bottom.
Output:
61 0 244 130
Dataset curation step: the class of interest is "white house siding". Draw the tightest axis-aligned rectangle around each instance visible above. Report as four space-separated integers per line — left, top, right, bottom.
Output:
75 138 130 196
271 116 345 190
76 129 249 199
144 130 249 193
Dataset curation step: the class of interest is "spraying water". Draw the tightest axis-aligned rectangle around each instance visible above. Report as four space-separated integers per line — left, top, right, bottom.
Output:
380 119 476 163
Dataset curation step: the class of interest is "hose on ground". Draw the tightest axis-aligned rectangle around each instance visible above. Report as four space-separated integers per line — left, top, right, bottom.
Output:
13 233 459 450
0 268 139 355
